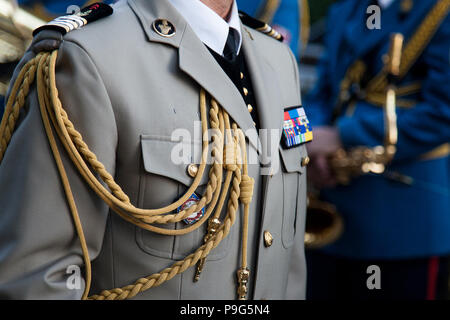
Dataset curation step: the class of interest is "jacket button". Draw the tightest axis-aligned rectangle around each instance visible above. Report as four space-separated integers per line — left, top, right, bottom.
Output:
187 164 198 178
301 156 310 167
264 231 273 247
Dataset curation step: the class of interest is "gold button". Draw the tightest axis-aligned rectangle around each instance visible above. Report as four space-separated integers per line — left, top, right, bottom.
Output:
240 72 244 79
264 231 273 247
187 164 198 178
243 87 249 96
301 156 310 167
247 104 253 112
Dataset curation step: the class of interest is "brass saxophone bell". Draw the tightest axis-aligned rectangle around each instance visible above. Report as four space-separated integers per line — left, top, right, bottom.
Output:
304 193 344 249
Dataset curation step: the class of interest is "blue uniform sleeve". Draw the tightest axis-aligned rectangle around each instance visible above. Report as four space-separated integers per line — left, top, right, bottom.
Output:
337 16 450 161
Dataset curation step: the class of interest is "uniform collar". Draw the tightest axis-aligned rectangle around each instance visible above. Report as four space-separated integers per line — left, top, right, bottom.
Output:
168 0 242 56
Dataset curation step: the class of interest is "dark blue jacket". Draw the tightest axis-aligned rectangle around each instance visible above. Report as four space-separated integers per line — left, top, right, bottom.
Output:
305 0 450 259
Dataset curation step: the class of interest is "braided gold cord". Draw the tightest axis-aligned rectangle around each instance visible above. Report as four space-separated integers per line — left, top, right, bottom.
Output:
34 52 93 300
1 48 255 300
0 57 40 161
49 78 218 225
43 52 227 233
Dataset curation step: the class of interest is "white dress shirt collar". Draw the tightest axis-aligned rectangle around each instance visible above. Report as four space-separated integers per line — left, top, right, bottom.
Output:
168 0 242 56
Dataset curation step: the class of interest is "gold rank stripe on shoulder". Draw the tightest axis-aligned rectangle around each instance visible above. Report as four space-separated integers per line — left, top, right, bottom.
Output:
32 2 113 36
42 15 88 34
239 11 284 42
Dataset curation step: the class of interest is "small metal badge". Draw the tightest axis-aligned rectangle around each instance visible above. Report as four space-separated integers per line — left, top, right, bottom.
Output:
177 193 205 225
152 19 176 38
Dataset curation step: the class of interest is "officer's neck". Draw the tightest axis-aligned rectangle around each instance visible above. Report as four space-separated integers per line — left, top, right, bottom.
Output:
200 0 233 20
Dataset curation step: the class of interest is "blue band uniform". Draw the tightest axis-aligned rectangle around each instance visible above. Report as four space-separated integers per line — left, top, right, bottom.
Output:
282 106 313 148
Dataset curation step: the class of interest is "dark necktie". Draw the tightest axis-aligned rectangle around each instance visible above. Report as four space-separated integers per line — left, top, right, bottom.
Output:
223 28 238 61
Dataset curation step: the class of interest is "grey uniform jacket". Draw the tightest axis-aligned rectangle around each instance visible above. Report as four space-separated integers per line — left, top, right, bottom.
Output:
0 0 307 300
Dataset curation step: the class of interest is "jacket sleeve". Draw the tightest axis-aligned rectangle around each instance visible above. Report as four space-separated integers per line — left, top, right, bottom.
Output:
0 36 117 299
337 16 450 161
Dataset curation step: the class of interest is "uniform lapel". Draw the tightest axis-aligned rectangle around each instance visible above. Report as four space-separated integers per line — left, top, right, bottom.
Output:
178 30 259 149
241 26 284 157
241 26 285 233
128 0 259 149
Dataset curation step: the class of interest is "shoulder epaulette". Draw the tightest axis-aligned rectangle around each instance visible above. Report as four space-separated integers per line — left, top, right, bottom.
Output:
238 11 283 42
32 2 113 37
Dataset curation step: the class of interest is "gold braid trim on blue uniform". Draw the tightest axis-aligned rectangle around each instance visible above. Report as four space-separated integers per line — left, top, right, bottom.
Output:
421 143 450 161
335 0 450 161
337 0 449 110
365 0 450 103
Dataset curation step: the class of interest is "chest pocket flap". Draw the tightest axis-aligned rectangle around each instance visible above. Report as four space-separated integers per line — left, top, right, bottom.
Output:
141 134 209 187
137 134 231 261
279 145 307 174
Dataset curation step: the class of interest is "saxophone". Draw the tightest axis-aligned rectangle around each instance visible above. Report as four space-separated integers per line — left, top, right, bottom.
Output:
305 33 404 249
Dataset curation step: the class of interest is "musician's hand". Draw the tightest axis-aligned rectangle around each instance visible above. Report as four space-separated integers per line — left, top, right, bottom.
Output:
306 126 342 188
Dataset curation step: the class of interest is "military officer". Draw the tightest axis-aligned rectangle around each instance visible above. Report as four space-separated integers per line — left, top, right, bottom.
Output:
305 0 450 299
0 0 309 300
